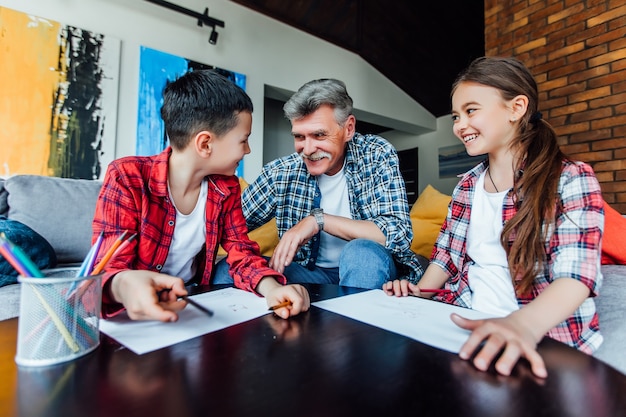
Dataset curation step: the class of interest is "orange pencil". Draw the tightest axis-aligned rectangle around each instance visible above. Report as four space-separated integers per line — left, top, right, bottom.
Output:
268 300 293 311
110 233 137 260
91 230 129 275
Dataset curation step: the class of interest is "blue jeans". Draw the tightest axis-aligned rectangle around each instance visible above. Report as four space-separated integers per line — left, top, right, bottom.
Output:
212 238 397 290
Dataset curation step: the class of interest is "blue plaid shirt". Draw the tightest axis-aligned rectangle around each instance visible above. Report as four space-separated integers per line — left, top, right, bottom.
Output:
242 133 424 282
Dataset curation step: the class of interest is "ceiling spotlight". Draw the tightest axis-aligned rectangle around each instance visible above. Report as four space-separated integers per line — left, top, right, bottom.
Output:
209 28 219 45
144 1 225 46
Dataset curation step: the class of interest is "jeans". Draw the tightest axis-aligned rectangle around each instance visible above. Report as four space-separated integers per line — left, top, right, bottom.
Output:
212 238 397 290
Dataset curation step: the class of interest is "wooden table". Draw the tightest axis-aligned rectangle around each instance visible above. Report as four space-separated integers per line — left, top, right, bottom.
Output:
1 284 625 417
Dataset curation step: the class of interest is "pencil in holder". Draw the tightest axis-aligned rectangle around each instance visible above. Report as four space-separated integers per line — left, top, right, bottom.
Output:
15 267 102 367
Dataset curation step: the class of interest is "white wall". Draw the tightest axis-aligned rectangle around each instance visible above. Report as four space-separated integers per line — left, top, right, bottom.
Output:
1 0 462 193
385 116 463 195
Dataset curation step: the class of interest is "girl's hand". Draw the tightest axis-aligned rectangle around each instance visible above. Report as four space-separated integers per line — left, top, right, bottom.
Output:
382 279 422 297
451 313 547 378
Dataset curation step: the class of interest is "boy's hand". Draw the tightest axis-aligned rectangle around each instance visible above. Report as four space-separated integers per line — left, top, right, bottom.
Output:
257 277 310 319
111 270 188 322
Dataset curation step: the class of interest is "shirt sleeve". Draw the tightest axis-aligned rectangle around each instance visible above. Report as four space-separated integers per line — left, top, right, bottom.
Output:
241 164 277 231
549 162 604 295
220 183 286 293
92 162 142 318
362 143 414 259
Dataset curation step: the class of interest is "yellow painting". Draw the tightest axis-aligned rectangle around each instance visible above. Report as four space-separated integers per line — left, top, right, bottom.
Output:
0 6 120 179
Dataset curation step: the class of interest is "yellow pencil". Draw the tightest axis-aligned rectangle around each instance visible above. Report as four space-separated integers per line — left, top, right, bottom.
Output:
30 285 80 353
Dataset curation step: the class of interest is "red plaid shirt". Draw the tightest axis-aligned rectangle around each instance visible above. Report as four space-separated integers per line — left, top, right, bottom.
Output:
432 159 604 353
92 147 285 318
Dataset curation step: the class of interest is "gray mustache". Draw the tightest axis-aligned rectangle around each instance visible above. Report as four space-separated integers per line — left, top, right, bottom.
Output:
299 151 332 161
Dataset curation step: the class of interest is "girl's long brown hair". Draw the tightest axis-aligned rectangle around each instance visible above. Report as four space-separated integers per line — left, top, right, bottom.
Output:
452 57 567 294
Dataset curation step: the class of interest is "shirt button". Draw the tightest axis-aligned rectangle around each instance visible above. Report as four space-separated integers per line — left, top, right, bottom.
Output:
168 220 174 226
156 264 163 271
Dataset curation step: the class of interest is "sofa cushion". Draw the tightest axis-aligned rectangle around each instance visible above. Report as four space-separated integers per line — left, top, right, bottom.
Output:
5 175 102 263
410 185 451 259
0 216 57 287
594 265 626 375
601 201 626 265
217 177 279 257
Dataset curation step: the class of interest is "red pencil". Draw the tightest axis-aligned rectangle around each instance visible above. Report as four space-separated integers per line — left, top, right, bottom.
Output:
418 288 451 294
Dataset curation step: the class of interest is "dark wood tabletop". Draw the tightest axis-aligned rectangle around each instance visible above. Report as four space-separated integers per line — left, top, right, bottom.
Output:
1 284 625 417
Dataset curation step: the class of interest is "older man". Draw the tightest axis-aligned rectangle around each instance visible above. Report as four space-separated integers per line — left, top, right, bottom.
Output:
214 78 423 289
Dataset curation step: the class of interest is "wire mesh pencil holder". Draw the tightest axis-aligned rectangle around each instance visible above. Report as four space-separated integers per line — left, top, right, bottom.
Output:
15 268 102 367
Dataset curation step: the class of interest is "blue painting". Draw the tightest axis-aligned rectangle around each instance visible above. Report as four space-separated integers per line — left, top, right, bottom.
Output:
136 46 247 176
438 144 484 178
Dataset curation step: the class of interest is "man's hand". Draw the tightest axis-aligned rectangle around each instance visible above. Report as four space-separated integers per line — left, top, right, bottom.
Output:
269 216 318 273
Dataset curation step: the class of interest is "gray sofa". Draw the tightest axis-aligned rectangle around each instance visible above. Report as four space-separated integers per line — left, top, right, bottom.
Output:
0 174 624 375
0 175 102 321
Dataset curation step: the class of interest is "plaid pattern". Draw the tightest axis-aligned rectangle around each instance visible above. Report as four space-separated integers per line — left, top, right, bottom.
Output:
242 133 424 281
432 160 604 353
93 147 285 318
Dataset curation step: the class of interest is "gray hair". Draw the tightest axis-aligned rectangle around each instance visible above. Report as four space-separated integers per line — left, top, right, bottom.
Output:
283 79 353 125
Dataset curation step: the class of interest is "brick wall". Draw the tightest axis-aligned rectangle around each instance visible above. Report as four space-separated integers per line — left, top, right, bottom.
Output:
485 0 626 213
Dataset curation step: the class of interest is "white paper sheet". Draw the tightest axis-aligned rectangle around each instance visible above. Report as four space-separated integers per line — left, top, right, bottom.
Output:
313 289 495 353
99 287 270 354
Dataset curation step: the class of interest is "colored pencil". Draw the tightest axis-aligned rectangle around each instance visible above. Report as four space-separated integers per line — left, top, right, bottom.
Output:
418 288 451 294
110 233 136 260
268 300 293 311
180 296 214 317
0 232 44 277
85 231 105 276
30 284 80 353
91 230 129 275
0 233 84 351
0 240 30 277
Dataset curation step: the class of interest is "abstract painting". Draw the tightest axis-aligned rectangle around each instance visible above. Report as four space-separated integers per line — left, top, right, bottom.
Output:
136 46 247 176
438 144 484 178
0 6 120 179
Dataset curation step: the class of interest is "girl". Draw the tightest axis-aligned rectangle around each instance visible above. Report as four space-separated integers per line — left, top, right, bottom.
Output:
384 56 604 378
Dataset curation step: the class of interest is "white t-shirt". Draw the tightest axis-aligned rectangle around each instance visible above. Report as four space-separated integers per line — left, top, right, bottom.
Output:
316 164 351 268
161 179 208 283
466 171 519 316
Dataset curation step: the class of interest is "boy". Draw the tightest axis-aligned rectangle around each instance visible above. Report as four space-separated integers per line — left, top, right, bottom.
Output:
92 70 310 322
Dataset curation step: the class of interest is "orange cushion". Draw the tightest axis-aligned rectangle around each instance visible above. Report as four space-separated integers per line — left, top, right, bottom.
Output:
409 185 451 258
217 178 278 257
601 200 626 265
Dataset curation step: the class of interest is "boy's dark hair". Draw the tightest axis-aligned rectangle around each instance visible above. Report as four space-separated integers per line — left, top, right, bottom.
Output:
160 70 253 150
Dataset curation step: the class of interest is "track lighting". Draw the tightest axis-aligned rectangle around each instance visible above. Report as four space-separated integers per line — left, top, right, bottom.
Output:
144 0 225 45
209 27 219 45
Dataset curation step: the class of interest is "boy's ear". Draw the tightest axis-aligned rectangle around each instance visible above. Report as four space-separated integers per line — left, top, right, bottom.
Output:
195 131 213 157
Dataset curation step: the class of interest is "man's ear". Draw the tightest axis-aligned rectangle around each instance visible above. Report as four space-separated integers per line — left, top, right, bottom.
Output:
195 131 213 157
344 114 356 142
